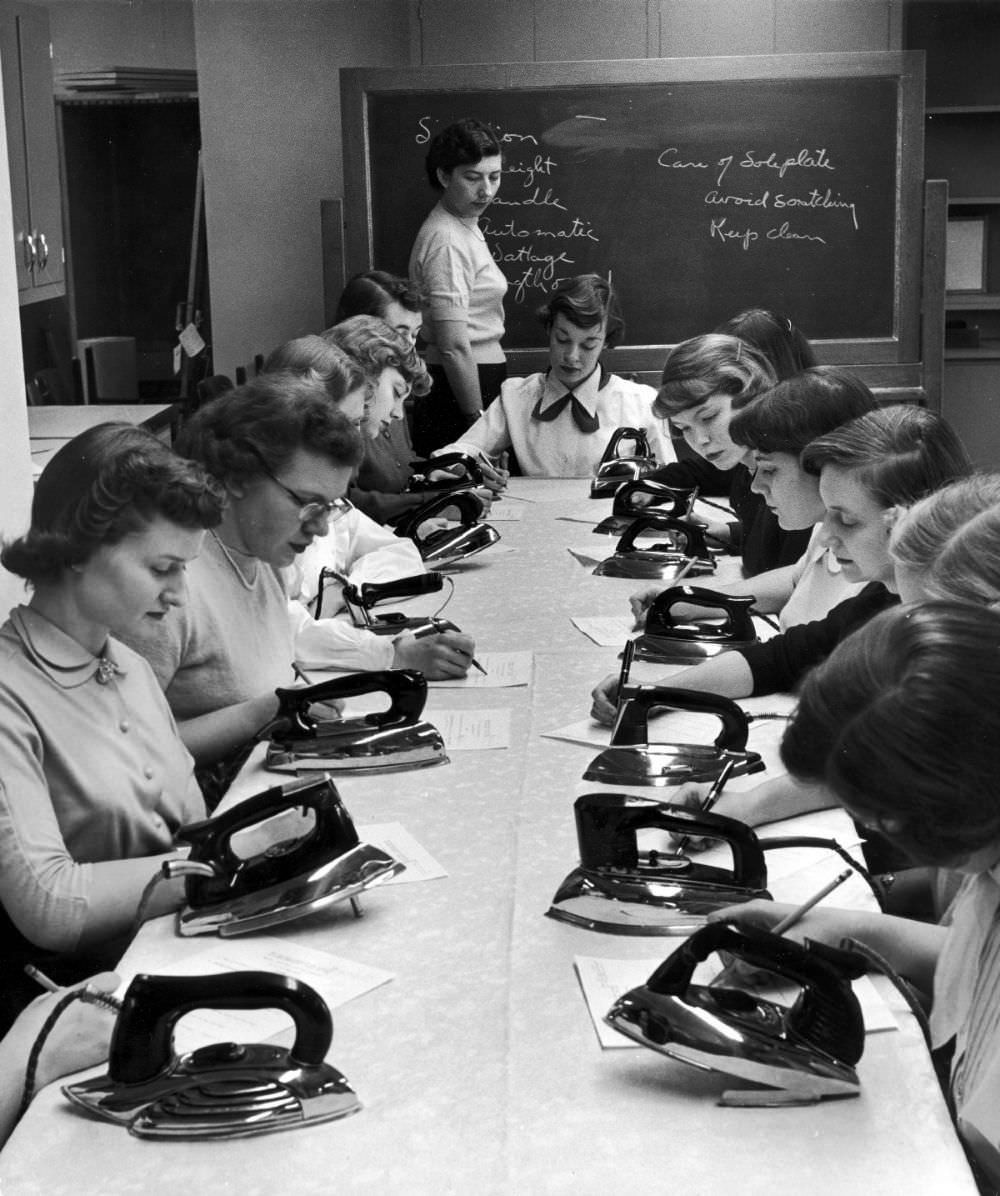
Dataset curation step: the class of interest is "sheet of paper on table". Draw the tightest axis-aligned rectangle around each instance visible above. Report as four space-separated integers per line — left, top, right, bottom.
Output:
116 937 394 1055
566 544 607 566
574 954 897 1049
571 615 634 646
359 821 447 883
488 501 525 521
435 707 511 749
428 651 532 688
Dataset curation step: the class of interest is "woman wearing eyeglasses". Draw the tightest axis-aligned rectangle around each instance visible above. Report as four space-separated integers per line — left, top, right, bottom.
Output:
120 372 365 803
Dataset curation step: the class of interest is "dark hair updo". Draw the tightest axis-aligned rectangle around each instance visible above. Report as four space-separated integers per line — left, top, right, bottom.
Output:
2 422 224 586
535 274 625 348
335 270 423 323
425 118 503 190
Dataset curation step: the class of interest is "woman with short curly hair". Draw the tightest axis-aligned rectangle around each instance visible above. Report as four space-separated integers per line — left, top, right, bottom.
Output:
0 423 222 1033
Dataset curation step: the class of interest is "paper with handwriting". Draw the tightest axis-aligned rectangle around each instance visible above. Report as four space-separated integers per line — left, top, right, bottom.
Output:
435 708 511 749
429 651 532 688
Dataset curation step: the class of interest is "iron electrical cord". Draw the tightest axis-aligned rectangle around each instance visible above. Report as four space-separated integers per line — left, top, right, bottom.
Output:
18 986 123 1125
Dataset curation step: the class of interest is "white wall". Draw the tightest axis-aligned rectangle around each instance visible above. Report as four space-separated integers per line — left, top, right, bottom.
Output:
0 48 33 618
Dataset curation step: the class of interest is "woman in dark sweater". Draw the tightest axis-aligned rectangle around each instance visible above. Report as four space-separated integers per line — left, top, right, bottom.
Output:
591 403 971 719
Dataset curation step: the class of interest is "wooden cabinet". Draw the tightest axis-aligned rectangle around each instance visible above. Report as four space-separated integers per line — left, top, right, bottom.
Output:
906 0 1000 465
907 1 1000 356
0 1 65 304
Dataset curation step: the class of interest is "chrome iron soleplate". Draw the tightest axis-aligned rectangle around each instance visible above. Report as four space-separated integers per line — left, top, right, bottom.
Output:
633 634 755 663
421 525 499 566
177 843 404 936
65 1044 361 1139
266 718 448 775
547 866 769 935
593 554 716 580
583 746 761 787
605 986 859 1100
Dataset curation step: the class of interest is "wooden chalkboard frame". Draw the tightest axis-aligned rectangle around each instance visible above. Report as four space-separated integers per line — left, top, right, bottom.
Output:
340 52 942 408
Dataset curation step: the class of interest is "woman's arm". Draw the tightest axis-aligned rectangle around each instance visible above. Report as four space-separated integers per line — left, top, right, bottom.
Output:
710 899 947 995
174 692 280 766
590 650 755 724
0 973 119 1146
630 562 799 628
434 317 485 421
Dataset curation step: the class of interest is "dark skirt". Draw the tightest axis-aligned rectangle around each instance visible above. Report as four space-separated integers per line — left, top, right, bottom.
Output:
410 361 507 457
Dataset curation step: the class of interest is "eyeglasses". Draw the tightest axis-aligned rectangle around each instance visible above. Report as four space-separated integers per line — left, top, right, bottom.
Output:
245 443 353 527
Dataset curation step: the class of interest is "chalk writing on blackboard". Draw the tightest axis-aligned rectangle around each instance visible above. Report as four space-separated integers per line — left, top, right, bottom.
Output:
364 74 901 343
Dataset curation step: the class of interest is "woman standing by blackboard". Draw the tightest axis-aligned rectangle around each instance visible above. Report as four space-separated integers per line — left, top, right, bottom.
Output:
409 118 508 456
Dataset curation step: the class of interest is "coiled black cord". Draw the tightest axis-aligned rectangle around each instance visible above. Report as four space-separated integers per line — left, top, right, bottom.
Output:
17 986 122 1126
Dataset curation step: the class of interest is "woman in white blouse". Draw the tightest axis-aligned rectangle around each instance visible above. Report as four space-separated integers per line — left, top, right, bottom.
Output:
0 424 221 1032
434 273 674 476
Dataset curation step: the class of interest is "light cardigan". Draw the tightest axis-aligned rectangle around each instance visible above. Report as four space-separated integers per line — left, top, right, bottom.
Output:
436 368 676 477
0 607 203 951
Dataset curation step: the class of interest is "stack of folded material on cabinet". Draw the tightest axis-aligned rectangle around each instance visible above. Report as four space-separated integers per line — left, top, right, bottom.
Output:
56 66 197 93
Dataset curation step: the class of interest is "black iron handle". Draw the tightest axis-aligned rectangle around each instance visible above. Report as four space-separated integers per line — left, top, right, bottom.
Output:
109 971 334 1083
611 478 695 517
615 514 710 558
396 488 486 538
574 792 766 885
343 572 444 608
268 668 427 738
601 426 652 463
611 685 750 751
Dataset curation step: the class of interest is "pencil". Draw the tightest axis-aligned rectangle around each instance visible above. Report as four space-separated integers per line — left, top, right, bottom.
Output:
671 556 699 585
770 868 853 935
24 963 60 992
710 868 853 989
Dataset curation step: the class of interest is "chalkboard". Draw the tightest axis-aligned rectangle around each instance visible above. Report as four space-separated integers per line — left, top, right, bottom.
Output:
341 53 931 385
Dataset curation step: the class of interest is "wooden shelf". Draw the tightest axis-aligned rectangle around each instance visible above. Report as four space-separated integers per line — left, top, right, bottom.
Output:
927 104 1000 115
945 343 1000 360
947 293 1000 309
948 196 1000 206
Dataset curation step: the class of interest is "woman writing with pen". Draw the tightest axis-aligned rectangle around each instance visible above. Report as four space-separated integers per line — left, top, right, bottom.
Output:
433 274 673 477
712 601 1000 1192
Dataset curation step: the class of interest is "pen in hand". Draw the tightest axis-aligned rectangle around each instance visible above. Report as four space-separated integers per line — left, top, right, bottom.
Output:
412 619 488 675
672 756 737 857
710 867 854 988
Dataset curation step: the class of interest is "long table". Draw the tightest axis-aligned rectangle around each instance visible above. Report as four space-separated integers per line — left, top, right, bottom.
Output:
1 479 976 1194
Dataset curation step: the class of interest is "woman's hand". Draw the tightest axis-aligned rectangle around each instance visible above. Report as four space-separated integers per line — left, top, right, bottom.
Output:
590 672 623 725
629 585 663 629
393 629 476 679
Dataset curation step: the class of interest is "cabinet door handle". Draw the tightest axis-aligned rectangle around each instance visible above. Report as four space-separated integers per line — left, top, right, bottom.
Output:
22 232 36 270
37 232 48 269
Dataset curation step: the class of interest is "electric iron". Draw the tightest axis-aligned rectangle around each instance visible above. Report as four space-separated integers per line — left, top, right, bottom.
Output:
592 512 716 579
395 488 501 566
64 970 362 1137
605 920 866 1104
166 775 404 937
634 585 760 663
341 571 446 635
547 793 771 935
584 684 764 787
407 451 487 492
263 669 448 774
590 427 659 498
593 478 697 536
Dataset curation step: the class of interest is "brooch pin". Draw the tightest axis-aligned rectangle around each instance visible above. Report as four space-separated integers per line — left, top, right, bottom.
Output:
95 656 120 685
